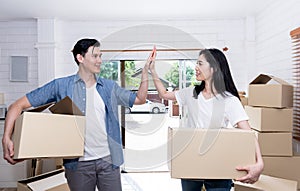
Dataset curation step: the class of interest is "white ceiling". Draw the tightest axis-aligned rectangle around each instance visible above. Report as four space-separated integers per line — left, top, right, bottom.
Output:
0 0 274 21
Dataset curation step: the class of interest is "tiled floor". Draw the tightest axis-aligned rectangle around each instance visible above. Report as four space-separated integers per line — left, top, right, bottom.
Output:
122 173 142 191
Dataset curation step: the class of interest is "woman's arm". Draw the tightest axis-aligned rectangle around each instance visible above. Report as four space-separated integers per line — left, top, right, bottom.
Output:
235 120 264 184
149 59 176 101
134 50 154 105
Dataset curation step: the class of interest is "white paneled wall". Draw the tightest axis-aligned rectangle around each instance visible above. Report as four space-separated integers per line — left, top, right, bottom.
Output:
0 0 300 106
254 0 300 84
0 20 38 105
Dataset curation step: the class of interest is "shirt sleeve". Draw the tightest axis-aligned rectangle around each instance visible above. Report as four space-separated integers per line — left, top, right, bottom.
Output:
112 82 136 107
225 96 249 127
26 80 57 107
175 86 194 106
174 91 183 106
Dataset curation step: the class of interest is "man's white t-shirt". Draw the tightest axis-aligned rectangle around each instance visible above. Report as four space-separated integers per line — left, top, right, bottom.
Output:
175 86 248 128
79 83 110 161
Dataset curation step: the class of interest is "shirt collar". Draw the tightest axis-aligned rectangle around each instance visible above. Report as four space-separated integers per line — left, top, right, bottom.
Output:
96 75 104 86
74 73 81 83
74 73 104 86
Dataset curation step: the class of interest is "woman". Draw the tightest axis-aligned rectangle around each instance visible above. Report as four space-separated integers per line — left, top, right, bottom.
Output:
149 48 263 191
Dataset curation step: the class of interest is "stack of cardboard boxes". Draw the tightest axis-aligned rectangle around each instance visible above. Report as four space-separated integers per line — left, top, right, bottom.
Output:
243 74 300 189
238 91 248 107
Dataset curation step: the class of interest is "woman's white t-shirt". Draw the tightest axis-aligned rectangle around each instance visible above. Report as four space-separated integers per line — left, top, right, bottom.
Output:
175 86 248 129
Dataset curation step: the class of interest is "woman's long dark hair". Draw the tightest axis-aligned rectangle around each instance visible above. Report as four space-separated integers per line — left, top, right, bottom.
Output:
193 48 240 100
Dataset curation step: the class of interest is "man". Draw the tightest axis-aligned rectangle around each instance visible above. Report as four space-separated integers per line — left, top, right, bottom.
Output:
2 38 154 191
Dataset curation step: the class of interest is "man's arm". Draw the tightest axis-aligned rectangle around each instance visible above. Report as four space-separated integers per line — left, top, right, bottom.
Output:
2 96 31 164
134 67 149 105
134 48 156 105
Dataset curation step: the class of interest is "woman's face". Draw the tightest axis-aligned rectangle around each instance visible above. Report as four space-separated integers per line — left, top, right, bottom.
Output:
195 54 213 81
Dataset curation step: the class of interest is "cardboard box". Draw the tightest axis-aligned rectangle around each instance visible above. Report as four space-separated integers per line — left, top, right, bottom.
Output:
13 96 85 159
0 93 4 104
46 183 69 191
240 97 248 107
234 174 297 191
28 159 43 177
238 92 248 107
248 74 293 108
169 127 256 179
256 132 293 156
245 106 293 132
18 168 70 191
263 156 300 189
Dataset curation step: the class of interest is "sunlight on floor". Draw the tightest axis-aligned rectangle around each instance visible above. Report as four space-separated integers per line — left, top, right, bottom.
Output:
122 172 181 191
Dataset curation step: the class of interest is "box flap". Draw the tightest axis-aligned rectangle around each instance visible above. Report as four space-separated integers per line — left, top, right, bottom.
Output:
49 96 83 116
28 170 68 191
18 169 69 191
18 169 64 184
46 183 70 191
250 74 291 85
27 103 54 113
234 174 298 191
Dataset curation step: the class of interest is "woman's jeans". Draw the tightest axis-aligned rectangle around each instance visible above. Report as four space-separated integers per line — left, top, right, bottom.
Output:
181 179 232 191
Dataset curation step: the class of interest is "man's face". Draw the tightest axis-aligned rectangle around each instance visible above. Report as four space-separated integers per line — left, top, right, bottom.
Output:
81 46 102 74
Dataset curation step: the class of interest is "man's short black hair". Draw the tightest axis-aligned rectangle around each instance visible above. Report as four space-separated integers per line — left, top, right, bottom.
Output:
72 38 100 65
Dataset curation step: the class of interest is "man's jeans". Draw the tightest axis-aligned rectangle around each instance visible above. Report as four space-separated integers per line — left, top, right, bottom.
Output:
65 155 122 191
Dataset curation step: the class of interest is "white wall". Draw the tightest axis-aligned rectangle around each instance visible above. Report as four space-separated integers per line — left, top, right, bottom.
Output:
0 20 38 105
1 0 300 105
252 0 300 84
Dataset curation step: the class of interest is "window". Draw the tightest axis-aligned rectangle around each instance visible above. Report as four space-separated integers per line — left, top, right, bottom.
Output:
99 61 119 81
290 27 300 141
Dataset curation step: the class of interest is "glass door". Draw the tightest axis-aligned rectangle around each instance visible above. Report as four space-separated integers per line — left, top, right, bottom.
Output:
178 60 198 127
100 59 197 172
